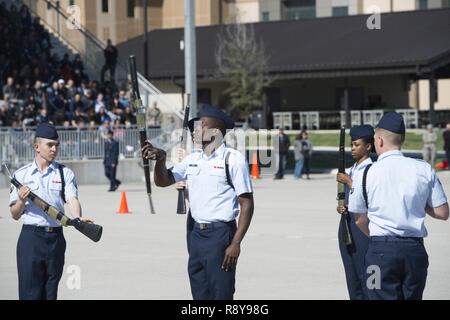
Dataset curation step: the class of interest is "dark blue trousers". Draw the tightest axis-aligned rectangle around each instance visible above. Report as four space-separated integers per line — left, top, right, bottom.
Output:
186 210 195 254
188 221 237 300
275 152 287 178
17 225 66 300
338 212 370 300
364 236 428 300
104 165 119 190
446 150 450 169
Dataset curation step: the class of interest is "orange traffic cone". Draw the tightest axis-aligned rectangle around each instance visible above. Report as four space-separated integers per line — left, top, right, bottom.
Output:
435 162 444 170
117 192 131 214
251 152 260 179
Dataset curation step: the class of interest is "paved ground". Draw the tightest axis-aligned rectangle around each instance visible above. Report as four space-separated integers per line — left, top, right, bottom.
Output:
1 172 449 300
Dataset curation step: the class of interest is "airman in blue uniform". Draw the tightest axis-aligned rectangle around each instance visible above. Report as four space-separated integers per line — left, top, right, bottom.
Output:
348 112 449 300
142 105 254 300
336 124 374 299
9 123 89 300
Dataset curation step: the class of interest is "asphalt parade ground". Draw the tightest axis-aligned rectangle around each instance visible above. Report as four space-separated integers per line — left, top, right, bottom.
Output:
1 172 449 300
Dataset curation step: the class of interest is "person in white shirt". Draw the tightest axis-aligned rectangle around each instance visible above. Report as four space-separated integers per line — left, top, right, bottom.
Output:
336 124 374 300
9 123 90 300
349 112 449 300
142 105 254 300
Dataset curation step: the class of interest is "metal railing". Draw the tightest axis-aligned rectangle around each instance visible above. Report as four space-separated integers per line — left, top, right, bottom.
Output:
0 128 167 163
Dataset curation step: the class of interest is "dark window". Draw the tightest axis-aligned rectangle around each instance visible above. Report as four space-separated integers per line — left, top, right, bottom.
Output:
336 88 364 110
417 0 428 10
127 0 135 18
368 95 382 109
332 6 348 17
284 0 316 20
198 89 212 105
69 0 75 6
443 0 450 7
102 0 109 13
262 11 270 21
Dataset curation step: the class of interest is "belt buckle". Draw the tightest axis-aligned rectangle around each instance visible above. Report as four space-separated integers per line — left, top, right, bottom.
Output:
45 227 54 233
199 223 207 230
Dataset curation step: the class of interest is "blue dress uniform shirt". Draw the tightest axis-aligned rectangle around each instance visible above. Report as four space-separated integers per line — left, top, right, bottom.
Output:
349 150 447 237
9 161 79 227
170 143 253 223
345 157 373 206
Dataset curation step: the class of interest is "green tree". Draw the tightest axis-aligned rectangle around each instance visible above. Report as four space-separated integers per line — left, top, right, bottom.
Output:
215 23 272 121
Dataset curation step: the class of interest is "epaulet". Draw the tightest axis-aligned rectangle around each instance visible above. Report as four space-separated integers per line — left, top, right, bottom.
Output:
52 161 65 168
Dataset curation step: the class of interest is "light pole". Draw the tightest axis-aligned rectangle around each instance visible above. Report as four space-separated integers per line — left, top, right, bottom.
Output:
143 0 149 79
184 0 197 116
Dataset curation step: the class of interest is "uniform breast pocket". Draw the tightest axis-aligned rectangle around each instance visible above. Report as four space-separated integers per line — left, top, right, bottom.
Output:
185 166 200 186
209 170 228 192
24 182 39 192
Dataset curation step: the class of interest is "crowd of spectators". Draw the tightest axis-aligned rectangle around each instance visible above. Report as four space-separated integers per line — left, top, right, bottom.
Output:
0 2 137 130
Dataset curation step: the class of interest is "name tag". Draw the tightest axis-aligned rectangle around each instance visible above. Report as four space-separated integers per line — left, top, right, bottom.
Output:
188 164 198 167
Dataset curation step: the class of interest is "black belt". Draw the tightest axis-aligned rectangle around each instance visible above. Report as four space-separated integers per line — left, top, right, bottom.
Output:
195 220 236 230
371 236 423 243
23 225 62 233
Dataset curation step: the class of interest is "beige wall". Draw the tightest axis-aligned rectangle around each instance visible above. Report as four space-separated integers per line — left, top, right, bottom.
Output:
393 0 416 12
161 0 215 29
362 0 392 13
89 0 162 45
362 0 436 13
235 0 260 23
418 79 450 110
408 81 420 109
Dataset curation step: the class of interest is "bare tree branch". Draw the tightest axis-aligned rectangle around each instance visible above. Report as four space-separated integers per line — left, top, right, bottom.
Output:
215 23 272 120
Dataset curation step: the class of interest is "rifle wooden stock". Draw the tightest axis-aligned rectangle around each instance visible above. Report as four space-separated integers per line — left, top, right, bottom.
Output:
338 127 352 246
6 169 102 242
128 55 155 214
